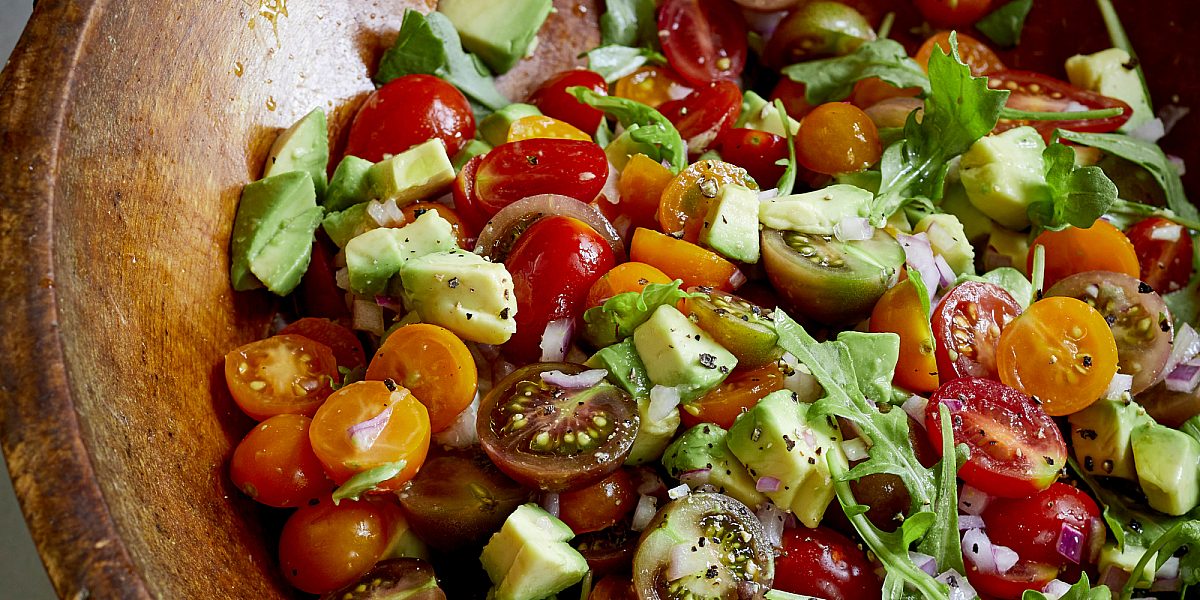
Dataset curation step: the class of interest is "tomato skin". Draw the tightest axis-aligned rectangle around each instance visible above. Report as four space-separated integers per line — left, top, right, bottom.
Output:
586 262 673 309
451 154 491 232
658 159 757 243
298 233 351 320
506 115 592 143
680 363 785 429
932 281 1022 383
849 77 923 109
870 278 939 393
1030 220 1141 290
989 71 1132 140
630 228 742 291
715 128 789 185
529 69 609 134
558 469 636 534
365 324 478 432
915 31 1005 77
914 0 993 28
658 0 748 86
230 414 334 508
277 496 393 594
658 81 744 155
796 102 882 175
345 74 475 162
1125 217 1194 294
474 139 609 216
225 334 340 421
613 66 692 109
982 483 1104 578
503 216 617 364
279 317 366 371
967 561 1061 600
773 527 881 600
616 153 676 231
769 78 816 120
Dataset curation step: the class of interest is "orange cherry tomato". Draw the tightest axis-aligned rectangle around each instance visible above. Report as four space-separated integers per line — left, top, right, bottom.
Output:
915 31 1005 77
658 159 758 242
278 496 394 594
1029 220 1140 289
400 201 474 247
507 115 592 143
224 334 339 421
996 297 1119 416
279 317 366 370
586 262 673 309
230 414 334 508
364 324 477 433
870 278 939 393
613 66 693 109
795 103 882 175
680 363 786 429
849 77 923 109
558 468 637 534
309 380 431 489
617 153 676 231
630 227 742 291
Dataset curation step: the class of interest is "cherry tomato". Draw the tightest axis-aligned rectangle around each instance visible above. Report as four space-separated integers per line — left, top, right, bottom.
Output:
914 31 1005 77
400 201 474 247
658 159 757 242
586 262 673 309
914 0 993 28
796 102 881 175
769 78 817 120
990 71 1133 140
616 153 677 231
309 380 431 490
1125 217 1194 294
715 128 789 185
630 227 742 291
344 74 475 162
278 496 394 594
870 277 939 393
224 334 339 421
529 69 609 134
573 522 639 579
451 154 492 232
506 115 592 143
966 561 1060 600
613 66 692 109
503 216 616 364
684 287 780 368
657 0 748 86
773 527 881 600
932 281 1022 383
279 317 366 371
230 414 334 508
925 377 1066 497
1030 220 1141 290
323 559 447 600
365 324 477 432
298 234 351 320
657 80 743 155
849 77 923 109
680 363 785 429
558 469 637 534
474 139 609 216
590 576 638 600
764 1 875 68
996 297 1118 416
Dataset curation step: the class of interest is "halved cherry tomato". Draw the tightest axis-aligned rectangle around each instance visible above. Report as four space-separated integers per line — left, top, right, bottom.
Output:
715 128 789 185
344 74 475 162
529 69 609 134
870 278 939 393
849 77 923 109
590 576 638 600
230 414 334 508
680 363 785 429
451 154 491 232
617 153 676 231
586 262 673 309
1125 216 1194 294
613 66 692 109
966 561 1060 600
796 102 881 175
990 71 1133 140
475 139 609 216
658 159 757 242
657 80 743 155
932 281 1022 383
558 468 637 534
996 297 1118 416
308 380 431 489
914 0 993 28
915 31 1005 76
280 317 366 371
365 324 477 432
1029 220 1140 289
925 377 1066 497
298 233 351 320
278 496 395 594
506 115 592 143
769 78 816 120
774 527 881 600
401 201 474 247
657 0 748 86
225 334 339 421
630 228 742 291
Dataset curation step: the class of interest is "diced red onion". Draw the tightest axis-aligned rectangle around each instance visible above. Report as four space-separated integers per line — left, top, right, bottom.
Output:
678 468 711 486
957 514 985 530
1129 118 1166 143
1164 323 1199 376
540 492 561 518
474 194 626 262
993 543 1019 574
909 551 938 576
1055 523 1084 564
1150 576 1181 592
935 569 978 600
1105 372 1133 399
667 483 690 500
352 298 385 335
959 484 990 515
896 232 939 300
755 476 781 493
833 217 873 242
1165 361 1200 392
1098 565 1130 590
801 428 815 450
841 438 869 462
347 403 393 452
631 494 658 531
963 528 997 574
756 502 787 549
539 319 573 362
1150 223 1183 241
667 542 714 581
902 395 929 428
728 268 747 290
374 295 404 310
432 392 480 448
611 213 634 245
1168 155 1187 176
648 385 682 422
1041 579 1073 599
934 254 956 287
540 368 608 389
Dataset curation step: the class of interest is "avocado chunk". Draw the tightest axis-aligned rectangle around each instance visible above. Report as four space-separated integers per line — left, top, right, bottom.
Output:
345 210 460 296
626 394 682 466
585 339 652 399
914 213 975 276
399 250 518 345
985 227 1031 277
367 139 456 206
736 90 800 138
1131 422 1200 515
437 0 553 74
249 206 325 295
1070 399 1154 482
322 202 373 249
1065 48 1153 133
700 184 761 263
453 138 494 171
229 171 320 293
837 331 901 404
479 504 588 600
726 389 846 527
758 184 873 235
663 423 767 510
959 126 1051 230
604 125 659 172
940 180 996 244
479 103 542 147
1099 541 1157 589
263 108 329 198
324 155 374 213
632 305 737 401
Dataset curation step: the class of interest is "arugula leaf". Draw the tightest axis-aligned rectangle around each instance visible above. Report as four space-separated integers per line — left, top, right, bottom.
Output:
1055 129 1195 223
1122 520 1200 599
1028 142 1118 231
773 99 798 196
915 406 966 575
1165 276 1200 329
1095 0 1153 111
781 39 931 105
975 0 1033 48
581 280 691 348
568 87 688 172
1021 573 1110 600
1070 457 1181 551
600 0 658 47
331 460 407 504
586 45 667 83
1106 199 1200 232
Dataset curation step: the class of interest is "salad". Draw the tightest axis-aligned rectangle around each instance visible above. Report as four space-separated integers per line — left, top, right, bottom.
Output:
222 0 1200 598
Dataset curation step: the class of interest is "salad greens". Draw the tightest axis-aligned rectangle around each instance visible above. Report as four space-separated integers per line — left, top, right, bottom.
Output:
1028 142 1118 231
781 39 931 105
568 86 688 172
581 280 692 348
1020 574 1110 600
975 0 1033 48
773 98 798 195
1121 520 1200 598
331 460 408 504
587 0 666 82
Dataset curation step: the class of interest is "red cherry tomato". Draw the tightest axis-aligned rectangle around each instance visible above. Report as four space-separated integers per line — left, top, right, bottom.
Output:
344 74 475 162
658 81 744 156
278 496 395 594
474 139 609 216
932 281 1022 383
773 527 881 600
224 334 339 421
230 414 334 508
769 78 817 120
298 233 351 320
715 128 789 184
924 377 1066 498
915 31 1005 77
503 216 616 364
914 0 993 28
657 0 749 86
1125 217 1195 294
967 561 1060 600
530 69 609 134
452 154 492 232
558 469 637 534
989 71 1132 141
279 317 366 371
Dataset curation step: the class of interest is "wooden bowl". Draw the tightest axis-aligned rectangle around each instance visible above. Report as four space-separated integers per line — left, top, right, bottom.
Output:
0 1 1194 598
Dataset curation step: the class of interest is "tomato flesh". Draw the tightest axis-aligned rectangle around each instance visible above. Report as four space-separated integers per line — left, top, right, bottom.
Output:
1125 216 1194 294
279 317 366 371
680 363 785 429
475 139 609 216
870 277 939 393
225 334 339 421
716 128 789 185
558 468 636 534
990 70 1133 140
529 69 609 134
658 80 743 155
932 281 1022 383
657 0 748 86
774 527 882 600
345 74 475 162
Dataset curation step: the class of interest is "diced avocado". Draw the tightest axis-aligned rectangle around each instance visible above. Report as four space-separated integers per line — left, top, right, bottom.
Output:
1131 423 1200 515
662 424 766 510
626 395 682 466
632 305 737 401
585 339 652 399
230 171 319 292
367 139 456 206
345 210 460 296
977 267 1032 310
940 181 996 244
837 331 900 404
479 504 587 600
727 390 846 527
400 250 518 345
248 206 324 295
915 213 975 276
758 184 873 235
453 138 494 171
605 124 658 171
1065 48 1154 133
322 202 374 249
985 227 1030 276
736 90 800 138
1070 399 1155 482
263 108 329 198
479 103 542 147
324 155 374 212
1099 542 1157 589
700 184 761 263
959 126 1051 230
437 0 553 74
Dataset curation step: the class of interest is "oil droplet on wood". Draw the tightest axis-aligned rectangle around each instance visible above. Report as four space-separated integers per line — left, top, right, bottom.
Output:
246 0 289 46
233 61 244 77
266 96 277 111
38 277 54 289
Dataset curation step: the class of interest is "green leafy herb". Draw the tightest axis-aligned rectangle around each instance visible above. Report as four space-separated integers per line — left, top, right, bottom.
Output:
1028 142 1118 231
1106 199 1200 232
331 460 407 504
582 280 692 348
1122 520 1200 599
781 39 931 105
915 406 966 575
586 45 667 83
1055 129 1194 223
1165 277 1200 329
975 0 1033 47
907 266 933 318
568 87 688 172
600 0 658 47
774 99 798 196
1000 106 1124 121
1070 457 1183 550
1021 573 1110 600
1095 0 1152 111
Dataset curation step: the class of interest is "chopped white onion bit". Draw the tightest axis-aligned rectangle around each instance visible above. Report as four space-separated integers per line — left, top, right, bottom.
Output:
993 544 1019 574
648 385 682 422
908 551 938 576
677 468 711 486
958 484 990 516
957 514 985 530
1041 579 1073 600
1156 555 1181 581
666 542 715 581
833 217 873 242
1165 323 1200 376
352 298 385 335
540 492 561 518
841 438 870 462
667 484 691 500
1150 223 1183 242
432 392 480 448
902 395 929 428
347 403 394 452
757 188 780 201
1129 117 1166 143
539 319 573 362
934 569 978 600
756 502 787 549
366 198 406 227
1105 372 1134 399
631 494 658 532
896 232 939 300
962 528 996 574
540 369 608 389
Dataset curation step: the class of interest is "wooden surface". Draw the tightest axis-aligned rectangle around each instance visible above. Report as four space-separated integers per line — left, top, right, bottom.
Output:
0 1 1194 599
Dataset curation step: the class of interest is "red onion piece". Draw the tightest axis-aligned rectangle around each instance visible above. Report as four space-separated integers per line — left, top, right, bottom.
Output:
896 232 939 300
352 298 385 335
957 514 985 530
347 403 394 452
432 392 479 448
631 494 658 532
1155 556 1181 586
374 295 404 310
1168 155 1187 176
934 254 956 287
1041 579 1072 599
678 468 711 486
1129 118 1166 143
648 385 682 422
1164 323 1199 376
598 161 620 205
757 188 779 201
908 551 938 576
1055 522 1084 564
993 543 1019 574
728 268 748 290
935 569 978 600
755 476 781 493
1165 361 1200 392
540 368 609 389
902 395 929 428
540 492 561 518
834 217 873 242
539 319 573 362
959 484 990 515
474 194 626 262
